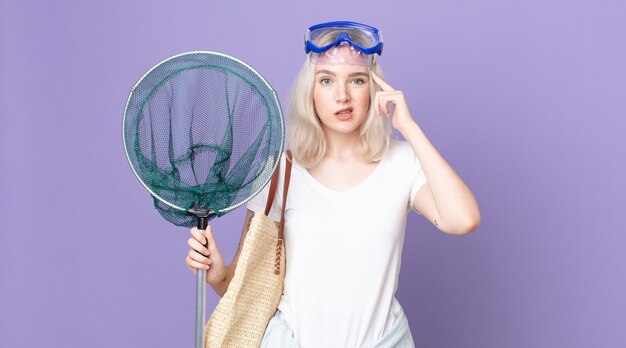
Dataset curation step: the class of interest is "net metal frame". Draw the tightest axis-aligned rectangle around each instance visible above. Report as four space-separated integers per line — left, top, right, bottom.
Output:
122 51 284 217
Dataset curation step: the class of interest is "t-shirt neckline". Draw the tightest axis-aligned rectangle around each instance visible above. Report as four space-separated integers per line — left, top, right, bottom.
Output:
293 150 388 196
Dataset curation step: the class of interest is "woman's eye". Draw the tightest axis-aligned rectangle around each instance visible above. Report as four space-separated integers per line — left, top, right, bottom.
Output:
351 78 366 85
320 78 332 85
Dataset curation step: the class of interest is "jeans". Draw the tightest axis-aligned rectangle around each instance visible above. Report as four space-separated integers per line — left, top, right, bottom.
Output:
260 306 415 348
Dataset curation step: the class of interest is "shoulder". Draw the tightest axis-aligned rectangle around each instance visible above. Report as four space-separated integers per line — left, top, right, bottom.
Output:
276 150 294 191
386 139 416 162
382 139 424 177
246 151 290 222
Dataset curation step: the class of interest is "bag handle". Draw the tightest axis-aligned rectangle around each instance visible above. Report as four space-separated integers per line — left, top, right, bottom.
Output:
263 150 293 217
279 150 293 242
264 163 281 216
261 151 293 275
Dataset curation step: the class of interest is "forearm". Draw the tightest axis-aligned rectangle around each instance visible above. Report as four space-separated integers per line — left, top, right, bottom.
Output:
401 121 481 231
208 265 235 298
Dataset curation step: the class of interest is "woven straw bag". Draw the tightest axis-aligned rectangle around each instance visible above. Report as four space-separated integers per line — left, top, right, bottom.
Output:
204 151 293 348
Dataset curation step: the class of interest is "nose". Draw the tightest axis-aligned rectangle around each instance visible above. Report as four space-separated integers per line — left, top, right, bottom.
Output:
335 81 351 103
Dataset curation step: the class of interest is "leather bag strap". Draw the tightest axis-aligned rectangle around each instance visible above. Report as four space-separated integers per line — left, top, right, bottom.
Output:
271 150 292 275
279 150 293 241
263 151 293 219
264 158 281 216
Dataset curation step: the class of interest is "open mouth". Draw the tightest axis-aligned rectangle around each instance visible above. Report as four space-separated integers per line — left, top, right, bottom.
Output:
334 107 353 119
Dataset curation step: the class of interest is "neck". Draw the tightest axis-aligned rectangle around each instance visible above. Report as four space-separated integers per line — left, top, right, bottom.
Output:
322 127 364 159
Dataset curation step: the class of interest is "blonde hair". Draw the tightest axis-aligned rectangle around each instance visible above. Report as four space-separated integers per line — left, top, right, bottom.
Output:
287 28 391 168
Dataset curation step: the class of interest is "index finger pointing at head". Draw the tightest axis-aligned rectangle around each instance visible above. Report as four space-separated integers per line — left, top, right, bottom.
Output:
370 71 395 91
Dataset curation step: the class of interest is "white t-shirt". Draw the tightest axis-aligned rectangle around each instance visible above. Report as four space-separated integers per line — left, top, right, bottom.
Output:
246 139 427 348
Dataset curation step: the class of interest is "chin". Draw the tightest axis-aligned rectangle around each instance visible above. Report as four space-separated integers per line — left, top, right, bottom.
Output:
323 122 362 135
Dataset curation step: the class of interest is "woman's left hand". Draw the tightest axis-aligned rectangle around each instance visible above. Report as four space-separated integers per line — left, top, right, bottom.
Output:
371 71 417 134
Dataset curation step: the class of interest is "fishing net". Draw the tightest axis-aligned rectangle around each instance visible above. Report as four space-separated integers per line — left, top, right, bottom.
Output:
122 51 284 348
123 51 284 227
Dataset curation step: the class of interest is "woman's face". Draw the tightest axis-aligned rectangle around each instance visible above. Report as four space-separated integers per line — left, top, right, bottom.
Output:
312 47 371 137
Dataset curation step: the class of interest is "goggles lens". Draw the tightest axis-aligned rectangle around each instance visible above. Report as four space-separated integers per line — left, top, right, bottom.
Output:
310 41 373 66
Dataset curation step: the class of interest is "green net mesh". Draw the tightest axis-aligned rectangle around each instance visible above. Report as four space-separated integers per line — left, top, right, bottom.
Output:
123 52 284 227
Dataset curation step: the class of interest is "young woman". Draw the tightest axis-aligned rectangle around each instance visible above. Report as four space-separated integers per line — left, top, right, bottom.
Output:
185 21 481 347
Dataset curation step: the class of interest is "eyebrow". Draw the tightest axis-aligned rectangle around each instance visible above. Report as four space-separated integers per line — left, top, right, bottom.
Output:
316 70 369 78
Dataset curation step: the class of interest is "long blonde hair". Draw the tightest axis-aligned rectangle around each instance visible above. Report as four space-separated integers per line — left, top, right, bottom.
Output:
287 28 391 168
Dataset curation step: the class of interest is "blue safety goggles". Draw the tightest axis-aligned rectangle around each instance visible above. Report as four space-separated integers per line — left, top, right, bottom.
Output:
304 21 384 56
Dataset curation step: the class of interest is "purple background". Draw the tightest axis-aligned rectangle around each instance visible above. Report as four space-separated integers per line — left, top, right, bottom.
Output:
1 0 625 347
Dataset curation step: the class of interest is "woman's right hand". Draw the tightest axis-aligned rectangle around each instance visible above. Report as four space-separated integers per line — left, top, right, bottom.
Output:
185 225 228 286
